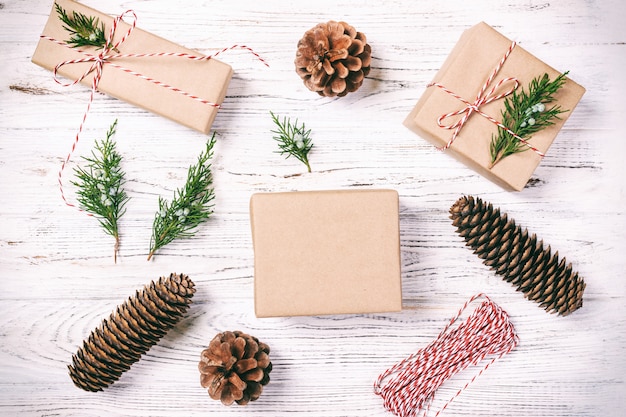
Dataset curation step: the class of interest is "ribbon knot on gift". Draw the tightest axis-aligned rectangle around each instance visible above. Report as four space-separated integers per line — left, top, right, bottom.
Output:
50 10 139 98
44 10 267 107
427 41 545 157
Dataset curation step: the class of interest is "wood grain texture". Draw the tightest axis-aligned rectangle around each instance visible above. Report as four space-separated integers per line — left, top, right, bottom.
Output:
1 0 624 416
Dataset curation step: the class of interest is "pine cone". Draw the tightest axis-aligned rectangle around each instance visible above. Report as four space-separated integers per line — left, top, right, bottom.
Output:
450 196 586 315
68 273 195 391
199 330 272 406
295 20 371 97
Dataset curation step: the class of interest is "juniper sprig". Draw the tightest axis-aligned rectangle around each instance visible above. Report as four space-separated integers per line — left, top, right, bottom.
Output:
489 72 569 168
270 111 313 173
55 2 111 50
147 134 217 261
71 120 129 262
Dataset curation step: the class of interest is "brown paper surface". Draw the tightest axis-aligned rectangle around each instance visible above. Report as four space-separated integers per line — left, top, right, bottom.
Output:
32 0 233 134
404 22 586 191
250 189 402 317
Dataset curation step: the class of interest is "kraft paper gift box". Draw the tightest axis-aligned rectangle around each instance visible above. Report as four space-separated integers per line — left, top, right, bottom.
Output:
32 0 233 134
404 22 585 191
250 189 402 318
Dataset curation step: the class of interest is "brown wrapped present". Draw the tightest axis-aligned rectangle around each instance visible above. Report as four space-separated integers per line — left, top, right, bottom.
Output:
250 189 402 317
404 22 585 191
32 0 233 134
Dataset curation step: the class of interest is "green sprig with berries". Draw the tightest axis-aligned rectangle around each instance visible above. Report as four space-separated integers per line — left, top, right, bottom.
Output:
72 120 129 262
54 2 114 51
147 134 217 261
270 111 313 173
489 72 569 168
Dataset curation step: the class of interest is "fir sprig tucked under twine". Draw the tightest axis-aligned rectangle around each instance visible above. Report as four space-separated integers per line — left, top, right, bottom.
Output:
270 111 313 173
147 134 217 261
55 2 113 51
71 120 129 263
489 72 568 167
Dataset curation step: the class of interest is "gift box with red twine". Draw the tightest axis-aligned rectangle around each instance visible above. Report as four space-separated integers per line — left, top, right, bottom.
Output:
404 22 585 191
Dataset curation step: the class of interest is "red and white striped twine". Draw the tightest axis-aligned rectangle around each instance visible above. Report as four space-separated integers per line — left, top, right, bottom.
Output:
41 9 268 211
428 41 545 157
374 294 519 417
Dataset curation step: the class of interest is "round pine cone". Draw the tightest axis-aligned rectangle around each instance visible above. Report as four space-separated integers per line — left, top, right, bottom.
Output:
295 20 371 97
199 331 272 406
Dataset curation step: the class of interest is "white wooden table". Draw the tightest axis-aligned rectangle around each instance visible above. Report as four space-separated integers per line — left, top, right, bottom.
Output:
1 1 625 416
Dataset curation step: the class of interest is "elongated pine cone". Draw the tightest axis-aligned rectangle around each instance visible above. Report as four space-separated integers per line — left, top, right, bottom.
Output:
68 273 195 391
450 196 586 315
295 20 371 97
199 330 272 406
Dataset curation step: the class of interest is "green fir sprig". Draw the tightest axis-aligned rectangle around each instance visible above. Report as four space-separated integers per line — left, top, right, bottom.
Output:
147 134 217 261
55 2 112 50
71 120 129 263
270 111 313 172
489 72 569 168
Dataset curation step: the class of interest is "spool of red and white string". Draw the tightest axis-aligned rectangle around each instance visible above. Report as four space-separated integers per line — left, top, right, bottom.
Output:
374 294 519 417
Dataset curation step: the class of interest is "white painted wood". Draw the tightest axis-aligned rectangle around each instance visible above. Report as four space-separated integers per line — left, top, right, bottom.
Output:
1 0 624 416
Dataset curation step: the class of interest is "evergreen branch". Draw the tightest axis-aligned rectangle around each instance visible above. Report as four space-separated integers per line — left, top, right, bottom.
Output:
147 134 217 261
270 111 313 172
489 72 569 168
55 2 111 50
71 120 129 262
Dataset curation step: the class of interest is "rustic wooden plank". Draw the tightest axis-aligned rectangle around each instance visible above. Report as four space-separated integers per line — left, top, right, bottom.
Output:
0 0 624 416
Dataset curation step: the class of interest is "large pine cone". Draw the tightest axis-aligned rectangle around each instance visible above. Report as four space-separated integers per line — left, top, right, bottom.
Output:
199 330 272 406
68 273 195 391
295 20 371 97
450 196 586 316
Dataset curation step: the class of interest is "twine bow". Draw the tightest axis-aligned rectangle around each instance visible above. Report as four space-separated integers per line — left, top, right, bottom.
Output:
40 8 268 210
428 41 545 157
50 10 137 93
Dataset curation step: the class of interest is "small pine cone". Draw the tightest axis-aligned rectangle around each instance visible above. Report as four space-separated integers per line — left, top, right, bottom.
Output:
450 196 586 316
295 20 371 97
199 330 272 406
68 273 195 391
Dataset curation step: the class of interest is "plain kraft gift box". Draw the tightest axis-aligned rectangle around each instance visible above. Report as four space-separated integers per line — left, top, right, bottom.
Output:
32 0 233 134
250 189 402 318
404 22 585 191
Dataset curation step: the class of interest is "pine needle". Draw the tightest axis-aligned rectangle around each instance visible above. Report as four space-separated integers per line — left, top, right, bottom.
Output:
270 111 313 172
147 134 217 261
71 120 129 262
